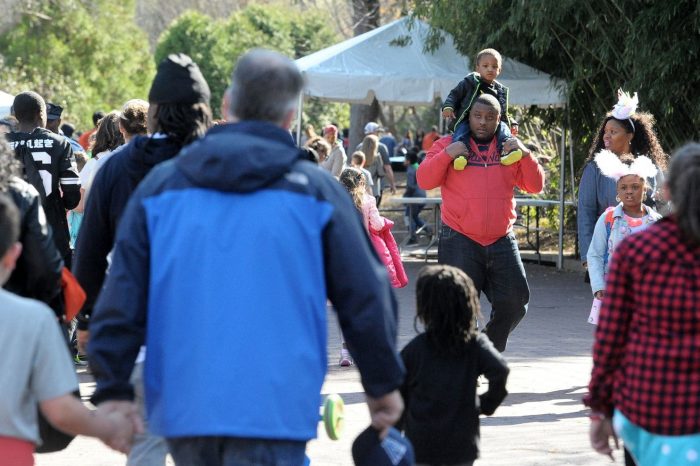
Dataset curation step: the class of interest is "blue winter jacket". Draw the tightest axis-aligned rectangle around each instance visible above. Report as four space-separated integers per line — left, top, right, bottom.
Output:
88 122 404 440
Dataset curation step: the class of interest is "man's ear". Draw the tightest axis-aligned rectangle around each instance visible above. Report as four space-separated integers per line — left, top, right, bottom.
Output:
281 108 296 131
221 90 232 122
1 242 22 274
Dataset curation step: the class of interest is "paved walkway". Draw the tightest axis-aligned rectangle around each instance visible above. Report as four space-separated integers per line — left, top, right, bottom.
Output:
37 260 609 465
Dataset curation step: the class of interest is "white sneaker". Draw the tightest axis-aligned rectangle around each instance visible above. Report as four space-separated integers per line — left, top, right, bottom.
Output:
339 349 353 367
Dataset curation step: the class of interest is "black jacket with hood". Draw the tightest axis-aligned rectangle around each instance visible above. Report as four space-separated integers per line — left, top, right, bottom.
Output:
73 136 183 329
442 72 510 132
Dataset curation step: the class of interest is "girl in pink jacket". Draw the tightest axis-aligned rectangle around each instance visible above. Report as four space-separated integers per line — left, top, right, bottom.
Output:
340 168 408 288
336 168 407 367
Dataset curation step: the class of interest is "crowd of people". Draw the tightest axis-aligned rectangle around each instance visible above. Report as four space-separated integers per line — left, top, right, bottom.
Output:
0 43 698 466
299 117 446 246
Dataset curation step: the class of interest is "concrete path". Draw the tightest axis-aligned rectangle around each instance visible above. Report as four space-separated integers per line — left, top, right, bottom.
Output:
37 260 611 465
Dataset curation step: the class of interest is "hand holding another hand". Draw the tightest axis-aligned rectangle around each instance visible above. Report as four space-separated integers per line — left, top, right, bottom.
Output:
366 390 404 439
100 409 135 454
97 400 143 453
503 137 529 156
445 141 467 159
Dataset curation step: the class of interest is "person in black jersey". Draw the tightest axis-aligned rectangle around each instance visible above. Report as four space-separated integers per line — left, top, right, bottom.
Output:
6 92 80 268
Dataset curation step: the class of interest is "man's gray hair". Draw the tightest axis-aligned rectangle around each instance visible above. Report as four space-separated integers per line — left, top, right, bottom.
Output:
227 49 304 124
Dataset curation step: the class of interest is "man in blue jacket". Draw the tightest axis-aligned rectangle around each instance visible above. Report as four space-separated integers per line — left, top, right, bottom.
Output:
87 49 405 465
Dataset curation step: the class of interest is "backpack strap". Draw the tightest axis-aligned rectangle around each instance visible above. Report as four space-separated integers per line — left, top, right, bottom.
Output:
602 208 616 270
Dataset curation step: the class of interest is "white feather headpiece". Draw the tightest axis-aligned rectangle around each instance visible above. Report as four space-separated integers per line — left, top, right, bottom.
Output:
611 89 639 120
594 150 657 181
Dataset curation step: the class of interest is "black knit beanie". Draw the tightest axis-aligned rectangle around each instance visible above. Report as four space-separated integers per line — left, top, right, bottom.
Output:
148 53 211 105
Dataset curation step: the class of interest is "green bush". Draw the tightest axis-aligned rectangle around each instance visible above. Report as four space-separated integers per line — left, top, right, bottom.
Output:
0 0 154 130
155 5 348 127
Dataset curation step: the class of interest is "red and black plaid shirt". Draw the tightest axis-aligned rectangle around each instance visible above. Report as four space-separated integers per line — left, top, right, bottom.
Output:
585 216 700 435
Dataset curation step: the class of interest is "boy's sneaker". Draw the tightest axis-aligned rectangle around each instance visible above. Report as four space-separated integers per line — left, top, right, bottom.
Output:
73 353 88 366
339 349 353 367
453 155 468 170
406 237 418 245
417 226 432 237
500 149 523 166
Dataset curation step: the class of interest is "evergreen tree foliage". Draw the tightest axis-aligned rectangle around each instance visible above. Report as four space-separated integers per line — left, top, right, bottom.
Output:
0 0 154 130
155 5 347 127
411 0 700 167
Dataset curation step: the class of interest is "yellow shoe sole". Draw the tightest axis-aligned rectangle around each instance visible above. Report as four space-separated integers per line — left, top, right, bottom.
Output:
500 149 523 166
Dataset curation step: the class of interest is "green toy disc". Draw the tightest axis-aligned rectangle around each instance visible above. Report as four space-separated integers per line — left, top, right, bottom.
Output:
322 394 345 440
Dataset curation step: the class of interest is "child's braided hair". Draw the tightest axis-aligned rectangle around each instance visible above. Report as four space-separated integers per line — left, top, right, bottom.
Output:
415 265 481 356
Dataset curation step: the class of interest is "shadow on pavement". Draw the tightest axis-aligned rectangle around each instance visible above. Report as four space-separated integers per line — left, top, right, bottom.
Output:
482 408 589 426
395 261 595 361
501 386 587 407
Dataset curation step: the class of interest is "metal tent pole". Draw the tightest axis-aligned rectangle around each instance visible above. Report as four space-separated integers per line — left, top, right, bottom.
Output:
569 109 576 205
557 111 567 270
295 93 303 147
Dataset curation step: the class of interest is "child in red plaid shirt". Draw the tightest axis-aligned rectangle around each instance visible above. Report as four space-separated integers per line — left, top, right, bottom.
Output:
585 142 700 465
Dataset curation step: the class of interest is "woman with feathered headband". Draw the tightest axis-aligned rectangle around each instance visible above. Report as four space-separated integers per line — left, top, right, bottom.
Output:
577 90 667 273
585 151 662 301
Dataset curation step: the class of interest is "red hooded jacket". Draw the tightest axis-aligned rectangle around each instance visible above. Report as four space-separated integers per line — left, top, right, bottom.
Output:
417 135 544 246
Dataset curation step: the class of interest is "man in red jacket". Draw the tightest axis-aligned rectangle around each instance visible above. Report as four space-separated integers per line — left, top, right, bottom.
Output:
417 94 544 351
421 125 441 152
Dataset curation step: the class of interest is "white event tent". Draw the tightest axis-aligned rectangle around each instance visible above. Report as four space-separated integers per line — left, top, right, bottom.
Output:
295 17 573 268
295 17 566 107
0 91 14 118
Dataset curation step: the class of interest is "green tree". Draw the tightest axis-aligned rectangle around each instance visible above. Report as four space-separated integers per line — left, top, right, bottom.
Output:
154 11 231 116
155 4 348 127
0 0 154 130
410 1 700 168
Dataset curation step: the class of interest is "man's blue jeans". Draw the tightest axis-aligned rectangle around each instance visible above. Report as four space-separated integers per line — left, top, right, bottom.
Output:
438 225 529 351
405 204 426 239
167 437 307 466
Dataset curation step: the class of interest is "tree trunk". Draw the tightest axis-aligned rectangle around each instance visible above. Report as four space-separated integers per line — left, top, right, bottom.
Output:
350 99 382 151
348 0 381 152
